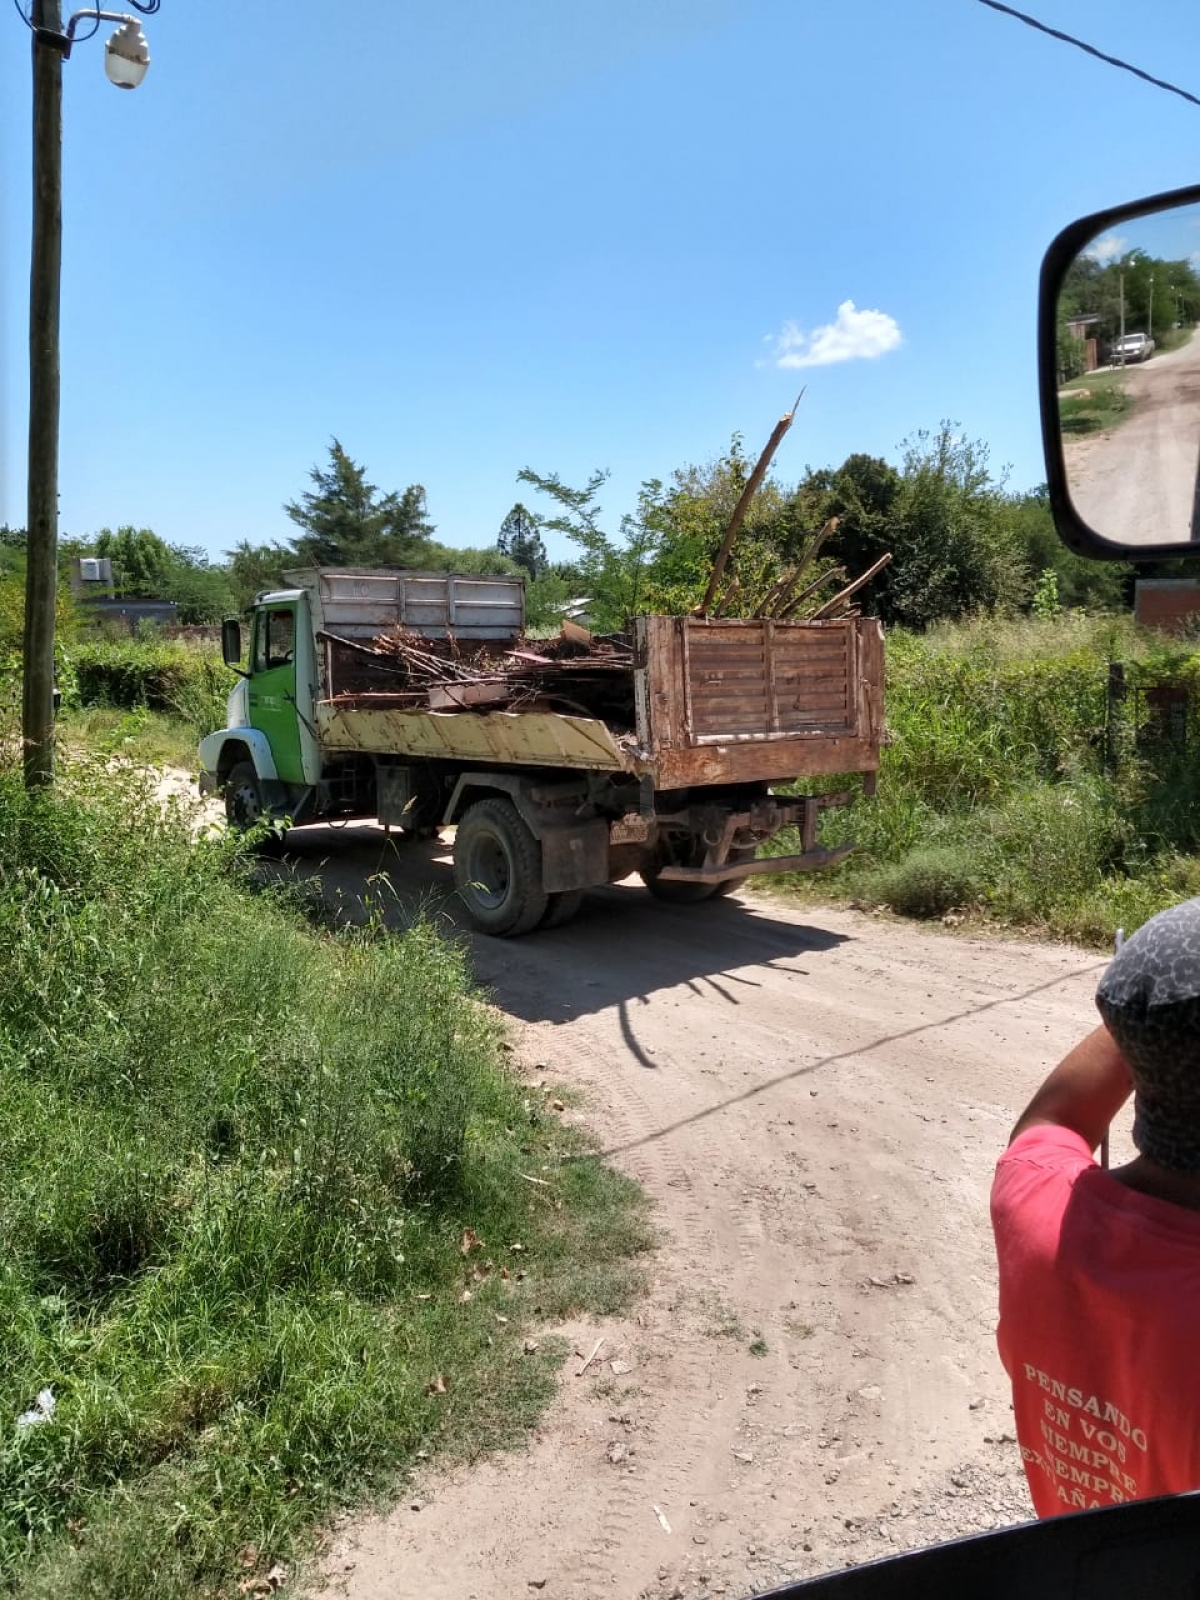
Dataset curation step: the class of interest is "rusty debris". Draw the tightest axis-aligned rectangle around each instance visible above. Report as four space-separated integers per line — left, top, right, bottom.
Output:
322 621 638 726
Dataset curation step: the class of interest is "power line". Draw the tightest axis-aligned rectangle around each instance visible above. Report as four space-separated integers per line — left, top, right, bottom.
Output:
977 0 1200 112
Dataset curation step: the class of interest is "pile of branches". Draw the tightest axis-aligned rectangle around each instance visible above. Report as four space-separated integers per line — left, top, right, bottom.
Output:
695 397 891 624
708 518 893 623
325 623 637 726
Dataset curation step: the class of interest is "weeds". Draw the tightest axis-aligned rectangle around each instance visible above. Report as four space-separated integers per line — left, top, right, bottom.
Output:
0 757 651 1597
777 614 1200 946
67 639 234 740
1058 372 1133 437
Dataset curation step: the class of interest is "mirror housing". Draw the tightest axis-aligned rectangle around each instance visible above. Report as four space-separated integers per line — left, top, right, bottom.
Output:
221 618 243 668
1040 182 1200 562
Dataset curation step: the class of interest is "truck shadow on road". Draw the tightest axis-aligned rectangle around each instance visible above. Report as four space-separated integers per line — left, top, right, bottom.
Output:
265 822 849 1025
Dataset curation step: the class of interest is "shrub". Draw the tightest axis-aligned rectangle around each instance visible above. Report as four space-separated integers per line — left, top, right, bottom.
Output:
778 616 1200 945
68 640 233 735
864 844 984 918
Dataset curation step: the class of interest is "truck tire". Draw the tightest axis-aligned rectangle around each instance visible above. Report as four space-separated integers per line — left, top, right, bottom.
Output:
453 797 548 937
225 760 266 831
539 889 586 930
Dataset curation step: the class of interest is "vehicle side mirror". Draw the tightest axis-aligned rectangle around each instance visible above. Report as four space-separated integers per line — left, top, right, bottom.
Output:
1040 182 1200 561
221 618 243 668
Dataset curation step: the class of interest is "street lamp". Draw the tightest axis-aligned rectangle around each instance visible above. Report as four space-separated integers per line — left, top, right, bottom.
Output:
35 8 151 82
18 0 158 787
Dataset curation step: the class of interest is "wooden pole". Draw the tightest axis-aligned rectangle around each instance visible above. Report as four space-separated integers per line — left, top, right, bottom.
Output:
712 576 741 617
23 0 63 788
697 392 804 616
776 565 845 620
764 516 839 616
809 552 893 621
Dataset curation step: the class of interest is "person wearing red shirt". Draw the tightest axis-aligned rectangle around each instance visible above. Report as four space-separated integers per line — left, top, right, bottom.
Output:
991 896 1200 1518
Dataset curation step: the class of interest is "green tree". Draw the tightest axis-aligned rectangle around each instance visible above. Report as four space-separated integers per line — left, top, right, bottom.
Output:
518 467 669 630
410 540 522 577
496 503 547 579
873 425 1024 629
225 539 292 612
525 561 587 631
1004 486 1132 613
284 439 435 567
792 452 901 586
94 526 174 597
161 545 237 625
640 438 799 614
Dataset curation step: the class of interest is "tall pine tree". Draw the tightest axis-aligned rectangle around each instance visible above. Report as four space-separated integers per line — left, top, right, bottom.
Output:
284 440 435 567
496 502 547 579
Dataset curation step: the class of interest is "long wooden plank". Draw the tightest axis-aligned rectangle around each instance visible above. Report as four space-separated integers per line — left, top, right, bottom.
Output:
693 670 846 686
654 734 879 789
693 690 849 711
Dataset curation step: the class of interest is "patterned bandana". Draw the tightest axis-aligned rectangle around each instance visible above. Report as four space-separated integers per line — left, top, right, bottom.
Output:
1095 897 1200 1172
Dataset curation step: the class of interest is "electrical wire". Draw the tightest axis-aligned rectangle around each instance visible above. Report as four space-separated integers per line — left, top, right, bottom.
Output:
977 0 1200 111
11 0 162 37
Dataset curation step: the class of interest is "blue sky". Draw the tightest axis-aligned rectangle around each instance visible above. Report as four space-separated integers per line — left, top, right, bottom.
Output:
3 0 1200 565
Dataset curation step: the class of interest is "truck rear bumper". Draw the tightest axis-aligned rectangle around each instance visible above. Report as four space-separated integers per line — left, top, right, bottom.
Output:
658 843 853 883
654 789 858 884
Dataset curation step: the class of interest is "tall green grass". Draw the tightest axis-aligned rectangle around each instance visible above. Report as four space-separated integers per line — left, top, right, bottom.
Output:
781 614 1200 945
0 757 650 1597
67 639 234 740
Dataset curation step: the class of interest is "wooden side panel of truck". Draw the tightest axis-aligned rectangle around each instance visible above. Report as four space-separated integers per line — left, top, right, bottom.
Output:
317 613 883 791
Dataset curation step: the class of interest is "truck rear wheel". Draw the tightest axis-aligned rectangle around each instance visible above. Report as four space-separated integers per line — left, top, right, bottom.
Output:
453 797 548 937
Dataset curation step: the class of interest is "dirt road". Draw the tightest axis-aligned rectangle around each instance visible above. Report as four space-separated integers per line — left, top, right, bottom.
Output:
273 825 1115 1600
1064 333 1200 545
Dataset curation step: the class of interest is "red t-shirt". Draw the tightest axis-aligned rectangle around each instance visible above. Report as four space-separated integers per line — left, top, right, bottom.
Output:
992 1124 1200 1518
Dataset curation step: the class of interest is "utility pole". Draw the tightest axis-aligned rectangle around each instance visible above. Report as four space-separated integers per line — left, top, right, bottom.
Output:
22 0 63 788
1148 275 1155 340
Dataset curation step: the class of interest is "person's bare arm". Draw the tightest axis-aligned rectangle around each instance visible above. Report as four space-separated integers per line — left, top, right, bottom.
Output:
1009 1024 1133 1152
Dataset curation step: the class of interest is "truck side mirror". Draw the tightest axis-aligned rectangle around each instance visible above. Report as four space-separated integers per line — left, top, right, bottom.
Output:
1040 181 1200 561
221 618 243 668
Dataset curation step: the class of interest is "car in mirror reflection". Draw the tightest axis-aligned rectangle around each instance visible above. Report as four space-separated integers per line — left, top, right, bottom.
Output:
1111 332 1155 364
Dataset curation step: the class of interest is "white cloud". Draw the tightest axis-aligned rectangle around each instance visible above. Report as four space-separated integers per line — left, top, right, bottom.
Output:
768 301 902 370
1085 233 1128 265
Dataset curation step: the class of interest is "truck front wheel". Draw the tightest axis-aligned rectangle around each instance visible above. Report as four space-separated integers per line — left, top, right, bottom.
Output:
225 761 266 831
453 797 548 937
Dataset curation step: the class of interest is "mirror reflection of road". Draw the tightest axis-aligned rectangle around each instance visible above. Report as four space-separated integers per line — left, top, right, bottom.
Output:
1064 332 1200 545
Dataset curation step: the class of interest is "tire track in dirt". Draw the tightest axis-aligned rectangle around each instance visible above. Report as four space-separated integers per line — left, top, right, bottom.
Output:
306 865 1106 1600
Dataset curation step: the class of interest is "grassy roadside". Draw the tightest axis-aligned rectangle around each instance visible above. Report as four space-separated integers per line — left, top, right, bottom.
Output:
1057 370 1133 437
775 614 1200 948
0 754 651 1599
1156 326 1195 356
58 704 202 771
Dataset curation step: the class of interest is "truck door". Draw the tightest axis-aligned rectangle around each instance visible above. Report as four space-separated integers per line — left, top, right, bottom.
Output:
248 605 305 784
